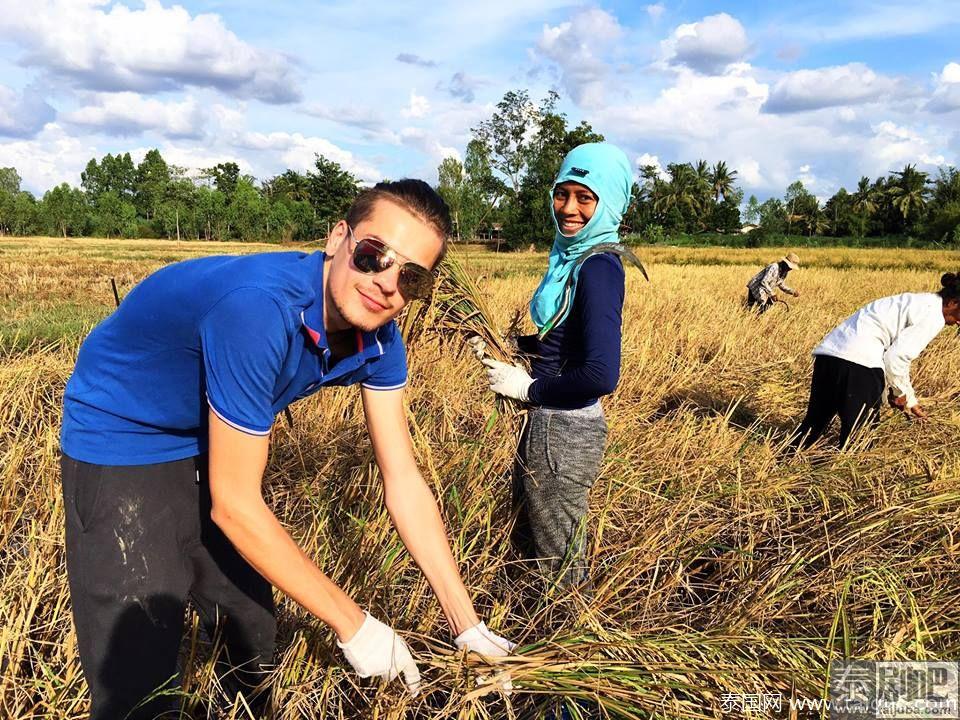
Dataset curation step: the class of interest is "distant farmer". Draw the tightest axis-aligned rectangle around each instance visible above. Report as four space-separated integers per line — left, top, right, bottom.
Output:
793 272 960 449
59 180 514 719
479 142 644 589
746 252 801 313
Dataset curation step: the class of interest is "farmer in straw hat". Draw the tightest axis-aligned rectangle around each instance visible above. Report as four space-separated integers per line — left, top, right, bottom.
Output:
59 180 514 719
746 252 801 313
478 142 643 590
793 272 960 449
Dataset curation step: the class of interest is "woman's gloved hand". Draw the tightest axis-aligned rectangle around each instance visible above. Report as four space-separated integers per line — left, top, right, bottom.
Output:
482 358 534 402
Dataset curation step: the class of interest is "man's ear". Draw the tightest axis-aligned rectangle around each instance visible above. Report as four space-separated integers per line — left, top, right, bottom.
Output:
325 220 349 256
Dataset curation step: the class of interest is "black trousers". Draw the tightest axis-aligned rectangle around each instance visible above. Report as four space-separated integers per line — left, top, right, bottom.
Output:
746 291 773 314
61 454 276 720
794 355 885 449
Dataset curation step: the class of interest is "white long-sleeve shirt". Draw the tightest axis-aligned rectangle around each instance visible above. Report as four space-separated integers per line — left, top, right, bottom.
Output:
813 292 945 408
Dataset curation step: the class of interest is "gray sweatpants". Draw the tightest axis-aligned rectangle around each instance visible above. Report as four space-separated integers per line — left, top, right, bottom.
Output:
513 402 608 588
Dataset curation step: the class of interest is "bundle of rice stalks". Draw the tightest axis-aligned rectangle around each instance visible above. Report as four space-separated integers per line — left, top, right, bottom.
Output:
400 249 520 364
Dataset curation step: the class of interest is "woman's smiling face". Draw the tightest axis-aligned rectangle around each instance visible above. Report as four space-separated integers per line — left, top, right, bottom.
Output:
552 181 599 237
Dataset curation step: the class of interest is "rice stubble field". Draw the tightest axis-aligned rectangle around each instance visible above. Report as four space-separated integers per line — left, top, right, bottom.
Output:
3 237 960 718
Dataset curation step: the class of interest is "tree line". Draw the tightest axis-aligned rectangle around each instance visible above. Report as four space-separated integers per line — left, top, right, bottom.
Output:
437 89 960 248
0 151 361 242
2 88 959 247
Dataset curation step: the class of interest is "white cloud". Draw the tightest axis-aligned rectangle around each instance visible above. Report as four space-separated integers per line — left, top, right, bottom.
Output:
864 121 947 173
398 127 460 164
401 92 430 119
635 153 668 180
63 92 206 139
534 8 622 107
0 0 300 103
662 13 750 75
763 63 903 113
927 62 960 113
646 4 665 22
942 63 960 84
233 131 382 182
0 123 96 193
0 84 56 138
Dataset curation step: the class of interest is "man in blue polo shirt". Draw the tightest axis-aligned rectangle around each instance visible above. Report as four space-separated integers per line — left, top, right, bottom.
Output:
60 179 514 719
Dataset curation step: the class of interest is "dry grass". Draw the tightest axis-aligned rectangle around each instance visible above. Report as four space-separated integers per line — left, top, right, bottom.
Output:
2 237 960 718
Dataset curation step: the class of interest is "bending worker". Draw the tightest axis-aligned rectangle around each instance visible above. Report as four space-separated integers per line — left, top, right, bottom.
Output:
481 142 636 589
746 252 801 313
794 272 960 449
59 180 513 719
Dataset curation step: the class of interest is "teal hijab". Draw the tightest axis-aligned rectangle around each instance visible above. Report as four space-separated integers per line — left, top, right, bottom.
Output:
529 142 633 333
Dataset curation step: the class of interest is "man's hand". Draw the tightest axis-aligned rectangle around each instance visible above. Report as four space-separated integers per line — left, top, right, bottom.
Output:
455 622 517 693
909 404 928 422
337 612 421 696
482 358 534 402
792 289 801 298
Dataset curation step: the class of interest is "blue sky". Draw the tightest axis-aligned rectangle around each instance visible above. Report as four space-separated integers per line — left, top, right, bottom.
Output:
0 0 957 201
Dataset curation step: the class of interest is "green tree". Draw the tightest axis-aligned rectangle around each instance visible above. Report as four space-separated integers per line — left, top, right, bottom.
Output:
436 156 485 241
463 139 506 234
824 187 854 237
158 177 198 241
93 191 137 238
471 89 538 194
887 163 930 226
10 191 40 235
42 183 88 237
135 149 171 220
195 186 228 241
0 167 21 195
709 161 738 203
851 177 878 237
206 162 241 199
229 178 267 241
306 155 360 236
925 167 960 242
743 194 761 225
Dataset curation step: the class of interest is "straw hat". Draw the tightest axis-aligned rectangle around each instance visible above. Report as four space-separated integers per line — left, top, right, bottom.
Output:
781 252 800 270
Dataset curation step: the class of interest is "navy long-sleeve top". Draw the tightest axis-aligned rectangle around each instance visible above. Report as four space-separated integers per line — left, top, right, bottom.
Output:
525 253 625 409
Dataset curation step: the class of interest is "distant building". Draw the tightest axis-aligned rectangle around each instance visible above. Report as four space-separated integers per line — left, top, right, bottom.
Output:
739 224 760 234
477 223 503 242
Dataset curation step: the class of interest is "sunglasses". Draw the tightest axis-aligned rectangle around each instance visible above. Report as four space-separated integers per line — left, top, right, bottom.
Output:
347 226 435 300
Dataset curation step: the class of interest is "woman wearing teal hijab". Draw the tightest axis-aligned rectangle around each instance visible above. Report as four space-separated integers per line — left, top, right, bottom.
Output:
483 142 634 588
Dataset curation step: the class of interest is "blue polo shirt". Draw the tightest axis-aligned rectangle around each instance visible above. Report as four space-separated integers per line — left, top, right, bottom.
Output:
61 251 407 466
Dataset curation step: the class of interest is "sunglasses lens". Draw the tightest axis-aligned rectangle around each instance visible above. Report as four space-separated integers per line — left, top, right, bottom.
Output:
399 265 434 300
353 238 392 274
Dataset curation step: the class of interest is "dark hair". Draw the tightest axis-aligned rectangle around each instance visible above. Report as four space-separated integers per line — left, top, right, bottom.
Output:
346 179 451 266
940 272 960 301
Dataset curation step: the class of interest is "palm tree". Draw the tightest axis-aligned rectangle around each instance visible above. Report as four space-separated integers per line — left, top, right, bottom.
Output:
692 160 712 214
851 176 877 238
888 164 930 223
655 163 703 227
709 161 738 203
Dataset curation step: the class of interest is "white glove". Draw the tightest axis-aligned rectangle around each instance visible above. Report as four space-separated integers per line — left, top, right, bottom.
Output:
455 621 517 694
482 358 534 402
337 612 421 696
